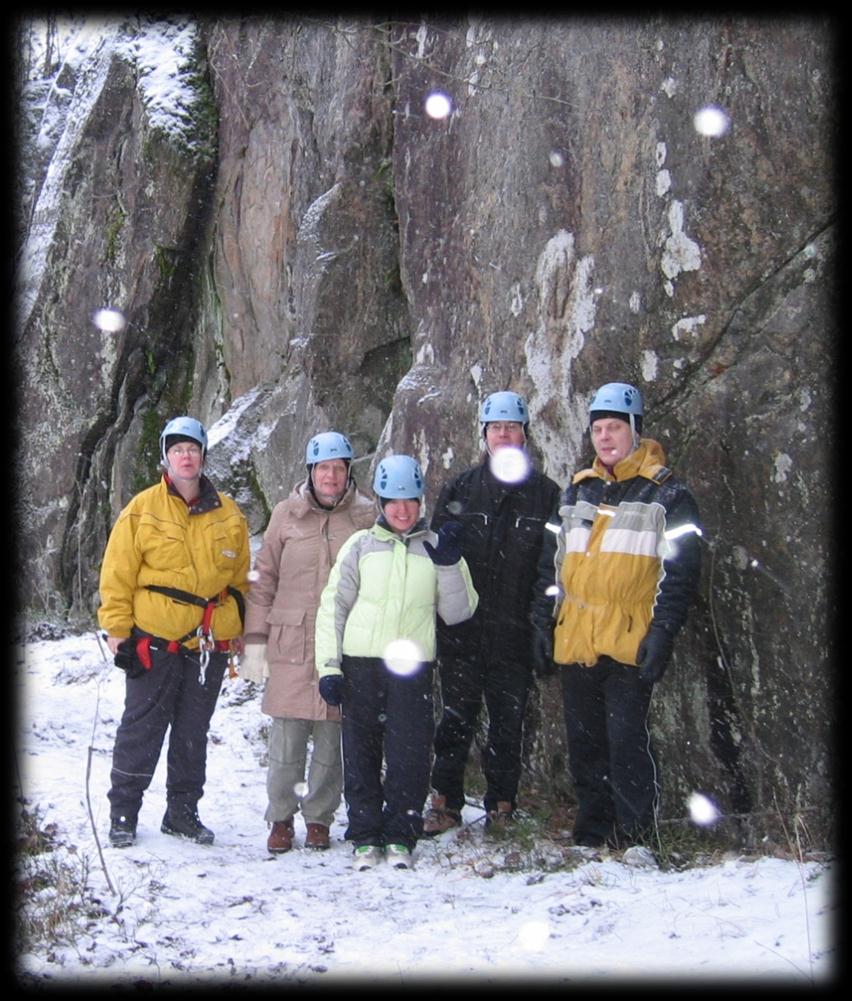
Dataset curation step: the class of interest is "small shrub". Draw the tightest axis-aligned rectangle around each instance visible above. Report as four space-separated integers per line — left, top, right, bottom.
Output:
15 801 109 958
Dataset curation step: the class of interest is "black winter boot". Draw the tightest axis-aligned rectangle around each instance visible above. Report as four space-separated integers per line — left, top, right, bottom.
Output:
109 814 137 848
161 804 214 844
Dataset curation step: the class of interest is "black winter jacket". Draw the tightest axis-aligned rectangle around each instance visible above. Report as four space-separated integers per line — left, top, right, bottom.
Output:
432 458 561 666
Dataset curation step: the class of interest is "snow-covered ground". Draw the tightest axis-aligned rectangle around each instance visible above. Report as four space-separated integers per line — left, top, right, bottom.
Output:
15 631 837 987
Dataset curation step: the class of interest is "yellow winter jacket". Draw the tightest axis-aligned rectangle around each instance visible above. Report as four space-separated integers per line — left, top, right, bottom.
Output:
552 439 701 668
98 475 250 646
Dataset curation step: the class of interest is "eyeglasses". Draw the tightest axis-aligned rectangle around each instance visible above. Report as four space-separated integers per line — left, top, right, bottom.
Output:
486 422 523 433
168 445 202 457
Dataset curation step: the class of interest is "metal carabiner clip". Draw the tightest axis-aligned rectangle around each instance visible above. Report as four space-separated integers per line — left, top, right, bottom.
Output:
196 625 215 685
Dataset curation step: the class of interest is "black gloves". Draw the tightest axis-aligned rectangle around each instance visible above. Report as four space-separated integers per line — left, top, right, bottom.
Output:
531 624 557 678
319 675 344 706
114 636 152 679
424 521 463 566
637 626 675 683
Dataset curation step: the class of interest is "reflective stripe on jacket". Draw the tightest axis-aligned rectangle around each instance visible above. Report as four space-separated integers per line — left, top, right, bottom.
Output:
315 519 479 677
97 475 250 646
547 439 701 668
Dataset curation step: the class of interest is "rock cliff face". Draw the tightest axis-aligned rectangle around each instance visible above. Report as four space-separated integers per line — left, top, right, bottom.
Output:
15 16 835 844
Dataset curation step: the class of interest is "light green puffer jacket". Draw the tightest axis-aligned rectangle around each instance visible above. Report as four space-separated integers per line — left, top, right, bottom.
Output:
315 519 478 677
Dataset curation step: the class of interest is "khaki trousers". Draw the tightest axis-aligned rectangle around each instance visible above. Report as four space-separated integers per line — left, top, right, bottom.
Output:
265 717 343 828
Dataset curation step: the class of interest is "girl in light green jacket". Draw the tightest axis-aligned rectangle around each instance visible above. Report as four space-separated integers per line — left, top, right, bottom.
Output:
315 455 478 870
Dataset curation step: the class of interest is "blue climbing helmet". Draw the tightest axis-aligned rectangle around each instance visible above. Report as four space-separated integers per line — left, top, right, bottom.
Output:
305 431 354 466
479 391 529 429
372 454 425 500
160 416 208 465
588 382 643 435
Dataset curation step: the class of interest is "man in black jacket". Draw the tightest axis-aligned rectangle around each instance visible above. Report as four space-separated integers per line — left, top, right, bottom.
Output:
423 391 561 834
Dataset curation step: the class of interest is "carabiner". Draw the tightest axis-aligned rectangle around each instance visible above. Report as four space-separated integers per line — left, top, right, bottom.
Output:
196 625 215 685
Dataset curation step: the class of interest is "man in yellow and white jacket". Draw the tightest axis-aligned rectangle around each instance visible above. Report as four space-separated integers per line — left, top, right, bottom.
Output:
531 384 702 850
315 454 478 870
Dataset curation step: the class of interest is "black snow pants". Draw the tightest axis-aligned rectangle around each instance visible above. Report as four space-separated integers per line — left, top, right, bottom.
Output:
107 634 227 822
430 654 532 814
340 654 434 850
559 657 658 847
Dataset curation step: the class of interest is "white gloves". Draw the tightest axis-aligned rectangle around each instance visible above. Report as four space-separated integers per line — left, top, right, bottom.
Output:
238 644 270 683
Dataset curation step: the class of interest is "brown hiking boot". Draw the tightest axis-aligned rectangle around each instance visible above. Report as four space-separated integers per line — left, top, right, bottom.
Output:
484 801 514 834
267 818 294 853
422 793 462 837
304 823 330 850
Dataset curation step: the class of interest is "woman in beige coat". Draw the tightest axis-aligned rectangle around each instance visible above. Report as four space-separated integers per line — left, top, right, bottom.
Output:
241 432 375 852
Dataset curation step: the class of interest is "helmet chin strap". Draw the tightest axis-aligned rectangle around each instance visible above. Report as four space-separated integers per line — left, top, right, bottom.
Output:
629 414 641 451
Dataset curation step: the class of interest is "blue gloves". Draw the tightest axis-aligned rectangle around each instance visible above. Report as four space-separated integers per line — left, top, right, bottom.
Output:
424 521 463 566
319 675 344 706
637 626 675 683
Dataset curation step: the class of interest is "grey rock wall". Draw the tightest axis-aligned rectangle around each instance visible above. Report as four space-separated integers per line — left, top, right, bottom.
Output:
15 15 836 845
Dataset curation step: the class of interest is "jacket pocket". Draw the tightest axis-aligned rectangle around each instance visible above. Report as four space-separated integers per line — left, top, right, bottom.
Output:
267 607 307 664
209 524 242 573
137 522 188 573
514 514 547 553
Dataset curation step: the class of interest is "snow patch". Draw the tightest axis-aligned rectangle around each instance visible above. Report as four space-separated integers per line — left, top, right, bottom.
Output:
661 201 702 281
510 282 524 317
412 427 430 479
416 343 435 366
524 230 597 479
671 314 706 341
17 25 122 328
298 184 342 245
118 17 204 149
773 452 793 484
533 231 597 355
14 633 836 983
641 350 659 382
96 324 120 385
207 385 265 451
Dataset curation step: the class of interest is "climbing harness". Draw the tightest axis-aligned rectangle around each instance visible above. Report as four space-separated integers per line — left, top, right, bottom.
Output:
144 584 245 684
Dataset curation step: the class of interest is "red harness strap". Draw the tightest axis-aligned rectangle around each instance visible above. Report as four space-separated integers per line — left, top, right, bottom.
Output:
163 636 231 655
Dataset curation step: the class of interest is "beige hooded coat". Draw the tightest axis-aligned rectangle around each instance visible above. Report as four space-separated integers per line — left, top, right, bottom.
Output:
244 478 375 720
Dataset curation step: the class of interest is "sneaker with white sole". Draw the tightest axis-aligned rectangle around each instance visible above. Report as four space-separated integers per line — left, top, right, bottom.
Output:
353 845 383 871
386 843 412 869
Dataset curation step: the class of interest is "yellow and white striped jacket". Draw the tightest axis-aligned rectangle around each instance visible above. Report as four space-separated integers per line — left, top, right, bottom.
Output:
539 439 701 668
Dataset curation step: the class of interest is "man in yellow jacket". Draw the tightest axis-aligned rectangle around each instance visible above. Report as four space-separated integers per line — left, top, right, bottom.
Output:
98 416 249 848
531 384 702 851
